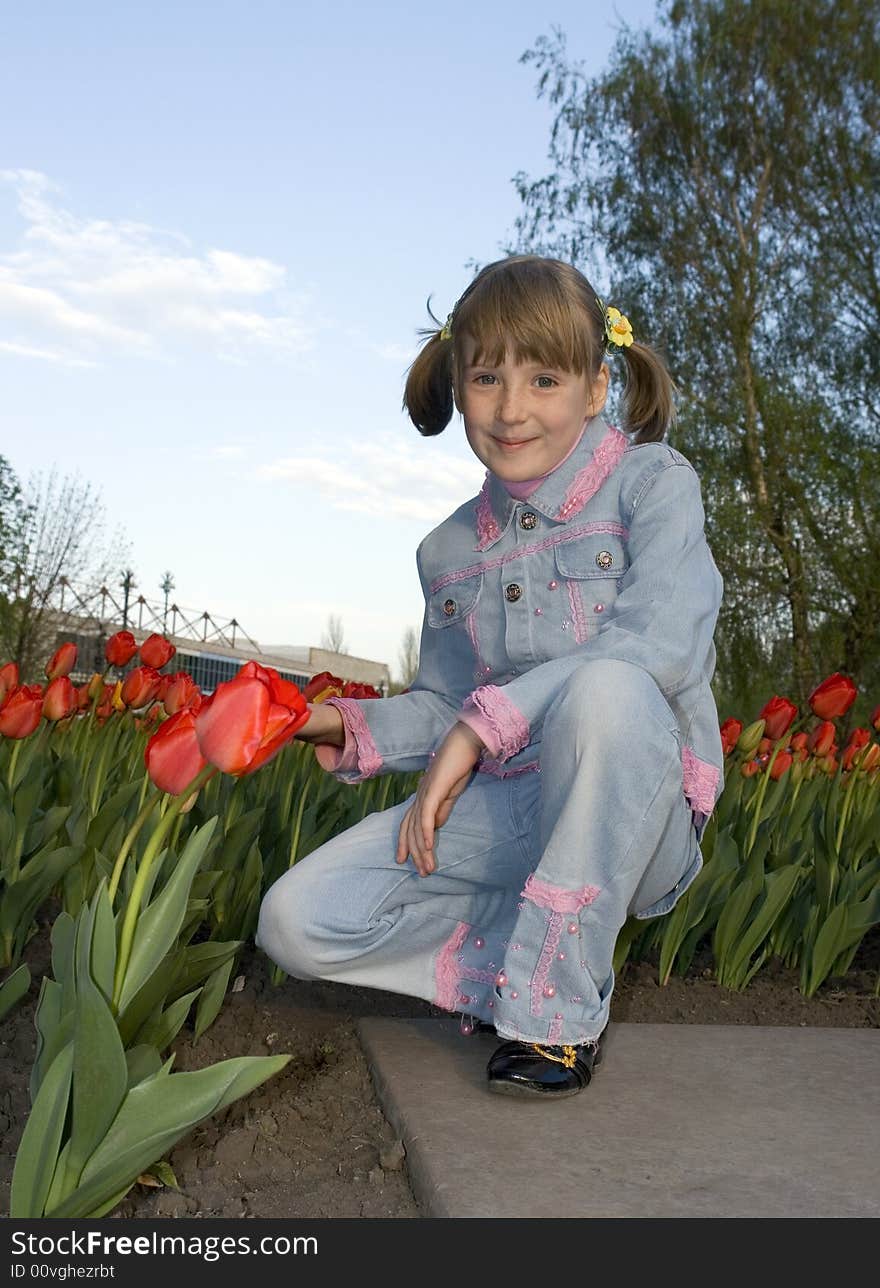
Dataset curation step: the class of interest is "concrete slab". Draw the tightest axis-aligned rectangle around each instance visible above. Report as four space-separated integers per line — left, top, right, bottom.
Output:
356 1018 880 1218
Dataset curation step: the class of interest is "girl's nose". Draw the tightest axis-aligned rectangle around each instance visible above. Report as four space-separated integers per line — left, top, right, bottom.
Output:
497 387 528 425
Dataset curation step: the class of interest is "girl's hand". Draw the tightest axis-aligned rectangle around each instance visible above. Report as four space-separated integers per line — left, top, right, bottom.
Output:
396 722 484 877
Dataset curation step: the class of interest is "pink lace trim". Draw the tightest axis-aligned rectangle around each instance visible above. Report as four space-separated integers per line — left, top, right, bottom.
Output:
477 759 541 778
462 686 529 761
323 698 382 780
435 922 470 1011
431 520 628 594
682 745 720 814
530 912 564 1018
557 426 629 520
521 875 601 915
547 1014 564 1043
567 579 588 643
474 476 501 551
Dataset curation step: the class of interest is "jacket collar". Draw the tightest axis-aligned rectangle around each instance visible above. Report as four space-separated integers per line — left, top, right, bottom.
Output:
473 415 630 552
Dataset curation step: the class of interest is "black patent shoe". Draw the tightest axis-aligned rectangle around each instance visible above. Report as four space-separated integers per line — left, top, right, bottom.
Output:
486 1026 607 1098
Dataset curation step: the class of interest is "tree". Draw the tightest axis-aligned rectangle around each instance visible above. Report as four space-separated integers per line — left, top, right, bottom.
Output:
512 0 879 716
0 467 129 680
397 624 419 688
320 613 347 655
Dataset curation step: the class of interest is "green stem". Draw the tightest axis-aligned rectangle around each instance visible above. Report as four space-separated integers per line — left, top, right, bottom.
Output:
834 768 859 859
287 779 310 870
745 731 790 856
6 739 21 792
112 764 217 1010
107 790 162 905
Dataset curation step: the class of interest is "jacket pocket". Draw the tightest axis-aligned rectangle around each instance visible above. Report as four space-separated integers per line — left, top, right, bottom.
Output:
426 573 483 628
553 536 629 644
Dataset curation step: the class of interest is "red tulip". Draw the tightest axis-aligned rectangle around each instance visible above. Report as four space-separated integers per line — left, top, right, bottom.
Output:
76 682 92 711
719 717 743 755
807 721 835 757
164 672 201 715
121 665 161 709
741 760 761 777
808 673 857 720
789 732 808 751
42 677 77 721
140 633 176 670
145 710 208 795
858 743 880 773
46 641 78 681
341 681 381 699
303 670 345 704
871 704 880 732
758 696 798 742
0 661 19 707
841 728 871 772
769 751 793 780
105 630 138 667
196 660 310 776
0 685 44 738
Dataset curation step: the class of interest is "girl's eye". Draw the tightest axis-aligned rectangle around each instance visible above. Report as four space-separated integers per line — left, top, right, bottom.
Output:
535 375 557 389
475 373 497 385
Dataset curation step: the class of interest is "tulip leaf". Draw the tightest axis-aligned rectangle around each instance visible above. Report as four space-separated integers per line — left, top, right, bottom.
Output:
67 904 128 1190
135 987 201 1053
90 880 116 1004
116 953 180 1048
30 977 69 1103
85 780 142 853
24 805 72 860
174 940 242 996
193 957 235 1039
0 961 30 1020
9 1043 74 1218
804 903 849 996
0 845 83 969
48 1054 291 1218
125 1044 163 1089
116 817 218 1015
721 864 803 990
50 910 76 1011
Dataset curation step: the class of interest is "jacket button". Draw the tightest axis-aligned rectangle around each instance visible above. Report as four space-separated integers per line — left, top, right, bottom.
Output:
443 599 456 616
505 583 523 602
596 550 614 569
520 511 538 530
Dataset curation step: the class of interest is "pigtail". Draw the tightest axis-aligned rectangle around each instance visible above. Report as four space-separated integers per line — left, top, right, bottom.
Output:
402 314 456 436
618 340 678 444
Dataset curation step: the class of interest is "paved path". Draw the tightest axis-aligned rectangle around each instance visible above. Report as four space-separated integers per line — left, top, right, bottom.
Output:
356 1019 880 1218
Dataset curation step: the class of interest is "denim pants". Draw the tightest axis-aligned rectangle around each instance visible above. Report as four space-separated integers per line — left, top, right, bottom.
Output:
256 659 703 1047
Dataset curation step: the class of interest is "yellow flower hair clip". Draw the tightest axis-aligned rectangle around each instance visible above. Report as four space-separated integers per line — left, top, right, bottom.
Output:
439 313 453 342
597 297 634 352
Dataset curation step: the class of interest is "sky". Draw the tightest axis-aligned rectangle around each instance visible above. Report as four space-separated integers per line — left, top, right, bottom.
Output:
2 0 661 683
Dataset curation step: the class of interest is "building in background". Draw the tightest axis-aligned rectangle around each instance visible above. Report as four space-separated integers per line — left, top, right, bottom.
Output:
47 577 391 695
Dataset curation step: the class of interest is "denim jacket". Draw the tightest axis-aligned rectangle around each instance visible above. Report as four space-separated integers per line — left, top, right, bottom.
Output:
323 414 725 843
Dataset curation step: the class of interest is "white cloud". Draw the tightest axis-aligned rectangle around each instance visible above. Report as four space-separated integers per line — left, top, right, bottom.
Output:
257 429 485 523
0 338 98 368
0 169 313 366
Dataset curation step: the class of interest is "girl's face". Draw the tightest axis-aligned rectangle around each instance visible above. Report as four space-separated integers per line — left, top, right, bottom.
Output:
456 335 609 482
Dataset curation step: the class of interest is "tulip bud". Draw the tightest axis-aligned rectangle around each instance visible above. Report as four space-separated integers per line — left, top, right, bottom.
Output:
719 717 743 756
758 695 798 742
857 743 880 773
46 642 78 681
121 665 162 710
42 677 76 721
105 630 138 668
741 759 761 778
769 751 793 780
736 720 765 755
808 672 857 720
87 672 105 702
0 685 44 738
807 720 835 758
872 704 880 733
140 633 176 670
0 661 20 707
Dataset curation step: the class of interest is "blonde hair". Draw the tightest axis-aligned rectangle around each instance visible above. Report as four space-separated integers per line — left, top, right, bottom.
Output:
403 255 676 443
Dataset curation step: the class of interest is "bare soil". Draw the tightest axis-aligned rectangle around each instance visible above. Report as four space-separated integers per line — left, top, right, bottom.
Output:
2 928 878 1219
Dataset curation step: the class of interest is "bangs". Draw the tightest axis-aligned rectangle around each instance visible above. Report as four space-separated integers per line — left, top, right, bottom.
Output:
454 258 601 377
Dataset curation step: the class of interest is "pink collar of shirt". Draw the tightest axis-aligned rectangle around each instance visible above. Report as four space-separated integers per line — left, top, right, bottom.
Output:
497 423 588 499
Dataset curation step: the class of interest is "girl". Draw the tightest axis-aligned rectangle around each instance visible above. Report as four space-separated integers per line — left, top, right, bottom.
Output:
256 255 724 1099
